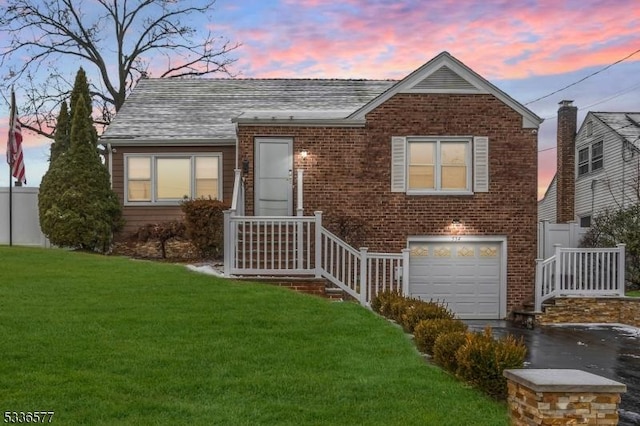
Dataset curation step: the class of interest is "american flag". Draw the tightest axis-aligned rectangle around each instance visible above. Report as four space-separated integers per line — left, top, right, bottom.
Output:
6 89 26 185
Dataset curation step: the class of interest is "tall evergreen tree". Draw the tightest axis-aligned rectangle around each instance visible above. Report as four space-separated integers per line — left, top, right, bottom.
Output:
49 100 69 163
38 68 122 252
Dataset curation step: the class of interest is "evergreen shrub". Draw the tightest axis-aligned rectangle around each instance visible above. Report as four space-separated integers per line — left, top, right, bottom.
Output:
413 318 467 355
432 331 467 373
399 300 454 333
181 199 229 258
456 327 527 399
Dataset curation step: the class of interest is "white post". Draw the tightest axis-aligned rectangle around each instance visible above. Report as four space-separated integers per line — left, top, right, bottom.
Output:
295 170 305 269
535 258 543 311
297 169 304 217
401 248 411 297
554 243 562 292
314 211 323 278
223 210 232 276
359 247 369 305
617 243 626 296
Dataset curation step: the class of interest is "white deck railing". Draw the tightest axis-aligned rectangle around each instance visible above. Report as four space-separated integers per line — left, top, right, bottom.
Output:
224 209 409 305
535 244 626 311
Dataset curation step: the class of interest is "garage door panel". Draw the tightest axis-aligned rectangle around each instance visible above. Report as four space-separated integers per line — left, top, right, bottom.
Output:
409 240 503 319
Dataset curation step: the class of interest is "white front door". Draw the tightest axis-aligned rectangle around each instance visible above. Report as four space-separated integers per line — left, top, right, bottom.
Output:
255 138 293 216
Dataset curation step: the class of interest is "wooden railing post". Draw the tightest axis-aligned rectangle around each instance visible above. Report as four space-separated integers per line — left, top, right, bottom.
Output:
617 243 626 296
359 247 369 304
296 171 304 268
314 211 323 278
401 248 411 297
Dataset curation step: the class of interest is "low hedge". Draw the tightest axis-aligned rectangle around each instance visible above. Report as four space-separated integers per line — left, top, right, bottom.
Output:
372 292 527 401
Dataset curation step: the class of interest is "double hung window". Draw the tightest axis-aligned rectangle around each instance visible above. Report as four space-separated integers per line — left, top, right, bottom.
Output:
126 154 221 203
577 141 603 176
407 138 471 192
391 135 489 194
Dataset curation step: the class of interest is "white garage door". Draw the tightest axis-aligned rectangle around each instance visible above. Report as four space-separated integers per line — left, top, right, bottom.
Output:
409 240 504 319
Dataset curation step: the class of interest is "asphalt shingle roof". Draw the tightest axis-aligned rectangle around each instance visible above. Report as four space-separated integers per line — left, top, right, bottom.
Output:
593 112 640 149
101 78 396 142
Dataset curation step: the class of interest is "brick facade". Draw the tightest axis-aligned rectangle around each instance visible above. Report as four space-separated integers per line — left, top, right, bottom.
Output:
238 93 538 314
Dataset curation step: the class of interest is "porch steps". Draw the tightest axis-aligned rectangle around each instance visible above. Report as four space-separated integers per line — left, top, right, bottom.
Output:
234 276 351 301
511 300 554 329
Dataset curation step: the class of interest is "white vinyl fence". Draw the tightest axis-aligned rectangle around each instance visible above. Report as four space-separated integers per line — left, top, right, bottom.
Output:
538 220 589 259
0 187 49 247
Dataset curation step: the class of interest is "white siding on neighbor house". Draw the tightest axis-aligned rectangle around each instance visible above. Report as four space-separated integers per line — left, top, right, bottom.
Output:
575 115 639 221
538 175 557 222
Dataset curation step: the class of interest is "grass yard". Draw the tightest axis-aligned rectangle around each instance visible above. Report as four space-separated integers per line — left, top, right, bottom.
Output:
0 247 508 425
628 290 640 297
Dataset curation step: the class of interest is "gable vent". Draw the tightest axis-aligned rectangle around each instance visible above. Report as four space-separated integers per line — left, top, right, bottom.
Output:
411 66 479 92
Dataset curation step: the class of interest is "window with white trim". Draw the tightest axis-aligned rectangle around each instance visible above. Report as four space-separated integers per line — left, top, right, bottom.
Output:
577 140 603 177
391 136 488 194
125 154 222 203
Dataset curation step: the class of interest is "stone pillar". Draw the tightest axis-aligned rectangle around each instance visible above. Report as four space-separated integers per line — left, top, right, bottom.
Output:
503 369 626 425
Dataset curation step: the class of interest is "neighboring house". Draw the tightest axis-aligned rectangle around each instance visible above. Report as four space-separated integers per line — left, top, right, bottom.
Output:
538 102 640 226
102 51 543 319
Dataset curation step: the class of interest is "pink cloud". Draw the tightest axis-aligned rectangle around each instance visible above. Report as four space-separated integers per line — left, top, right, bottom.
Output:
229 0 640 80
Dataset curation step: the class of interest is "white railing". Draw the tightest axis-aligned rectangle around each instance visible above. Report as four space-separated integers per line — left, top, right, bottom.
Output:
224 209 409 306
226 215 317 275
364 250 410 304
535 244 626 311
318 226 409 303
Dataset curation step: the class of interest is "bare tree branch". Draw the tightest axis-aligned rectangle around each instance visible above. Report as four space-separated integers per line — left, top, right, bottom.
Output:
1 0 240 138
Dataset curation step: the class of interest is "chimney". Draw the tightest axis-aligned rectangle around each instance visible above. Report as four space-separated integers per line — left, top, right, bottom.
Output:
556 100 578 223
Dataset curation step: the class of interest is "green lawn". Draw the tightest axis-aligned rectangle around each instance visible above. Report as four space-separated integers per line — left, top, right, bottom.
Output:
0 247 508 425
627 290 640 297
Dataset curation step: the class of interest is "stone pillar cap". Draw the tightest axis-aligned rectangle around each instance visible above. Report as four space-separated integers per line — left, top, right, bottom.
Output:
504 369 626 393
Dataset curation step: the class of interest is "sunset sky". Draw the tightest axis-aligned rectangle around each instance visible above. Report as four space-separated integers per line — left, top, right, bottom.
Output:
1 0 640 200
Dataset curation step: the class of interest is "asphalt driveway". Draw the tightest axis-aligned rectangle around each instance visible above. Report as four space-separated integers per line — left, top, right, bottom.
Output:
465 320 640 426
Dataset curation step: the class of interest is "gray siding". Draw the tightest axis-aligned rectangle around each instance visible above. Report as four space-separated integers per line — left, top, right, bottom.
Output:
575 114 640 221
538 176 557 222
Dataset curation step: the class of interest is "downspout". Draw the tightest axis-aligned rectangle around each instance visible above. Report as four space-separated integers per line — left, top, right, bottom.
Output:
234 122 239 169
590 179 596 218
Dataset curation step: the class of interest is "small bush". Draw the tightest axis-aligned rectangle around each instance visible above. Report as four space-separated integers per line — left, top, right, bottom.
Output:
456 327 527 399
414 318 467 355
399 301 454 333
371 291 406 319
181 198 229 258
432 331 467 373
134 220 186 259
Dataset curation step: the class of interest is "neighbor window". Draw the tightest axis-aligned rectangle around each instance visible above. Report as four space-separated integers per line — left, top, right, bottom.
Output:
407 138 471 192
585 120 593 137
577 141 603 176
580 216 591 227
126 154 221 203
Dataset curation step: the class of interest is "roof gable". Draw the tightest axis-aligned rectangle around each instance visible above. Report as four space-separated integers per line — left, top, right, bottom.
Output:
584 112 640 150
349 51 542 129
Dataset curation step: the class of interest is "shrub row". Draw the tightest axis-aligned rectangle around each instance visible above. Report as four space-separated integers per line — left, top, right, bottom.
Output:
371 290 527 400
